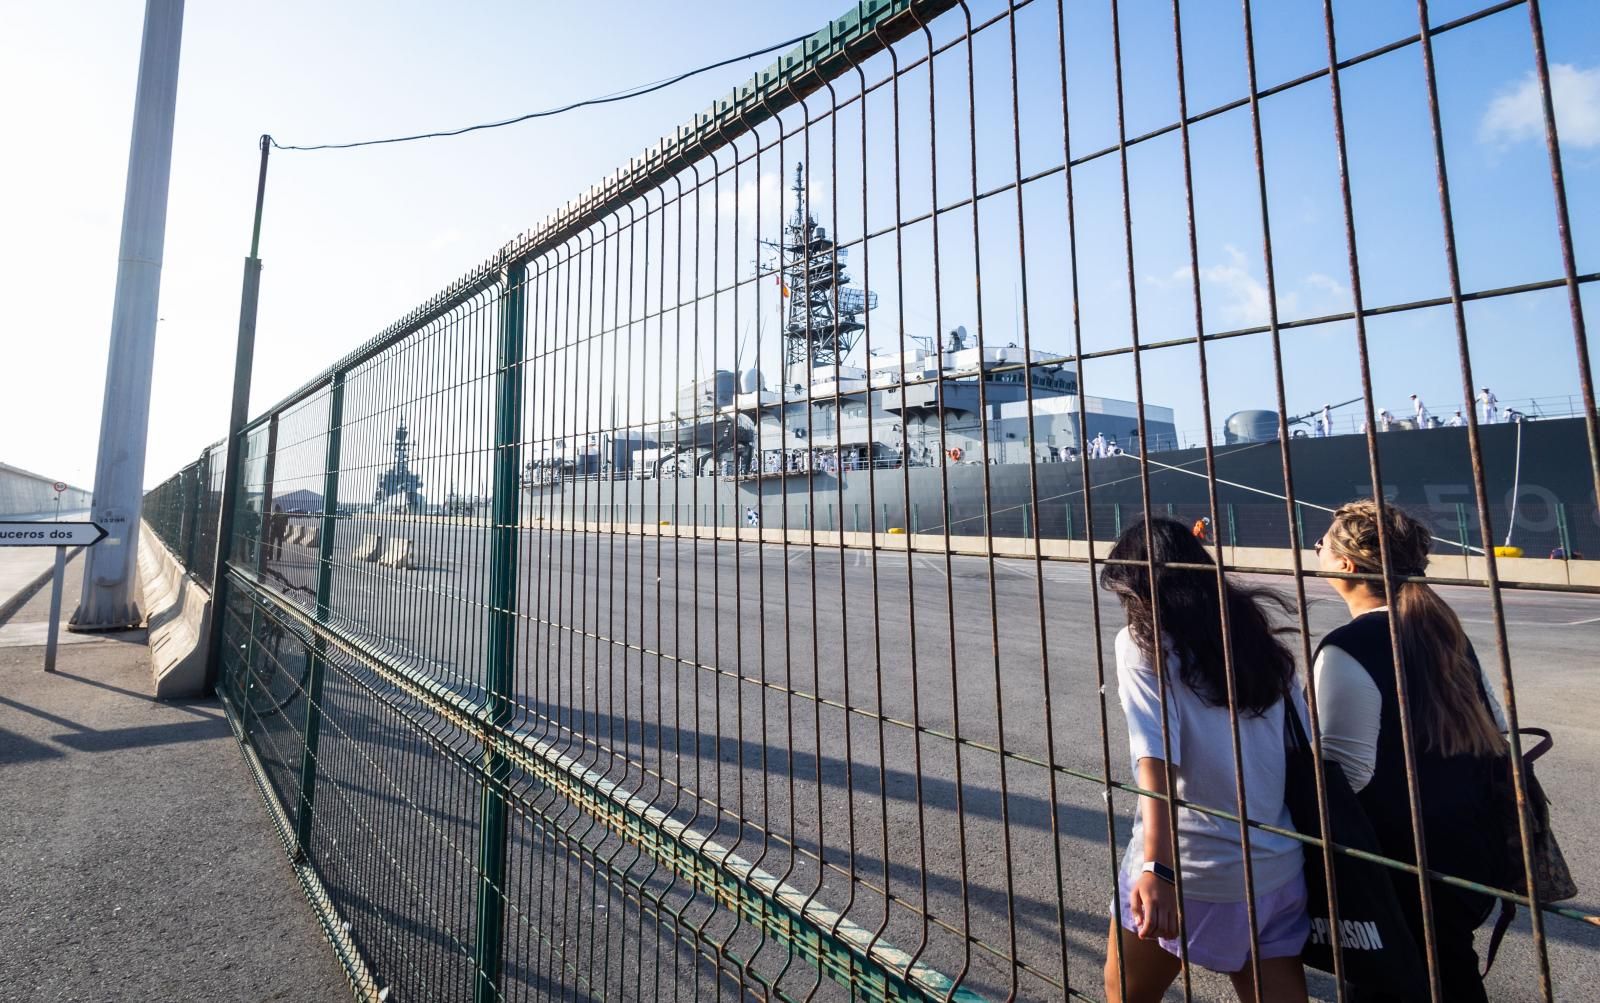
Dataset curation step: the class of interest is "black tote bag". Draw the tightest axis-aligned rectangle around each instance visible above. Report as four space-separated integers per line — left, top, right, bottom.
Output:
1282 706 1429 995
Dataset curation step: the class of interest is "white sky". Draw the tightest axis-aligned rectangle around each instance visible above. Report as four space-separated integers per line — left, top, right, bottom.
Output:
0 1 827 489
1 1 1595 492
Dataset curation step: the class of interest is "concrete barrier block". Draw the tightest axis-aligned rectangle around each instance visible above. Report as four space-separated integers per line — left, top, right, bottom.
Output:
352 533 383 562
138 541 177 613
151 582 212 699
137 522 212 699
377 537 417 570
1479 555 1568 586
1570 561 1600 588
297 525 320 548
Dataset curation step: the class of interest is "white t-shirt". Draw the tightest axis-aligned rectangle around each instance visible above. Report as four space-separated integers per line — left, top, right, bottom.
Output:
1115 627 1306 902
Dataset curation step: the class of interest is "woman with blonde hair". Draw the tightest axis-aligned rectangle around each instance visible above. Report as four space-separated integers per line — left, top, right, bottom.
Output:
1313 499 1508 1001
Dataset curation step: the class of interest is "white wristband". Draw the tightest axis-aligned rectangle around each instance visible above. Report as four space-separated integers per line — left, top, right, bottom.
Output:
1141 860 1176 884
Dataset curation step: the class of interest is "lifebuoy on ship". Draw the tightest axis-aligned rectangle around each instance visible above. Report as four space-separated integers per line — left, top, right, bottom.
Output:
947 447 963 462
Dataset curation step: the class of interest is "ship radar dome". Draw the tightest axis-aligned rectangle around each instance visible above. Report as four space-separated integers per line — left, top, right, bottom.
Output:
1224 409 1281 443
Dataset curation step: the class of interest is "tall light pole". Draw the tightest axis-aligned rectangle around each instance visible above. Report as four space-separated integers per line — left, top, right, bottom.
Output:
72 0 185 630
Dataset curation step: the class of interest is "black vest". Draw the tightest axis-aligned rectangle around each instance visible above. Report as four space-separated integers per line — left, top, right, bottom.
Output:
1315 611 1505 891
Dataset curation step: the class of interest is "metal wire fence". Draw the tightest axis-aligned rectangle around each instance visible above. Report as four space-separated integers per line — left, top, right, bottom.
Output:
144 0 1598 1000
144 444 221 585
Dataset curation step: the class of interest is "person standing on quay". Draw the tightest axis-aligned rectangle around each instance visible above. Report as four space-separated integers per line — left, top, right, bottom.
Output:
1312 501 1508 1002
267 504 288 561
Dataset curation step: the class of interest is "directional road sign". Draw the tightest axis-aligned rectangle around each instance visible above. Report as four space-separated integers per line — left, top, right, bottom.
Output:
1 521 108 673
0 522 108 547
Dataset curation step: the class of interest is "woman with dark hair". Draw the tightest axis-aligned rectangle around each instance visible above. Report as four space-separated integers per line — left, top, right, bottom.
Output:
1314 499 1507 1001
1100 519 1310 1003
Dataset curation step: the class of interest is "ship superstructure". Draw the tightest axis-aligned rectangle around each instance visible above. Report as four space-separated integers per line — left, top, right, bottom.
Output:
674 164 1175 478
374 419 425 514
504 164 1589 558
524 164 1175 487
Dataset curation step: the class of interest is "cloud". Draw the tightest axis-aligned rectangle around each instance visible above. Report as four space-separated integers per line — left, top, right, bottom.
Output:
1159 245 1292 326
1479 63 1600 150
1201 247 1292 325
1305 272 1348 299
1144 252 1356 326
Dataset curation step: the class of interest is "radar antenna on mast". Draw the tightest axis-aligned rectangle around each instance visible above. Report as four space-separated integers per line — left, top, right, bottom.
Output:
759 163 877 386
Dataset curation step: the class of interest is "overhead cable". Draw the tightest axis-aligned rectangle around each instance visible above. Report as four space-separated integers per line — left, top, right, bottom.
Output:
270 30 812 152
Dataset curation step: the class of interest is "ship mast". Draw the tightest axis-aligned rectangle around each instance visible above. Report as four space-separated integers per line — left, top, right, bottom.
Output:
374 418 423 510
393 419 410 474
769 163 875 388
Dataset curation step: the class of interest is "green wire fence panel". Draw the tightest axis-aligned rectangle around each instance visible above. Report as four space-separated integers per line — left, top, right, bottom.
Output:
144 0 1600 1000
143 445 220 583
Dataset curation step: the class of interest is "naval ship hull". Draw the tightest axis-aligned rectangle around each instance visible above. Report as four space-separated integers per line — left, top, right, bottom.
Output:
523 416 1598 558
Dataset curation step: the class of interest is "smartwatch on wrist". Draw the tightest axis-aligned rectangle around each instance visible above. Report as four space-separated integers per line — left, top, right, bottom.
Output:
1141 860 1176 885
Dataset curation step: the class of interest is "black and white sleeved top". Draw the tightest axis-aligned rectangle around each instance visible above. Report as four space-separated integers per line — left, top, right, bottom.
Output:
1311 606 1506 792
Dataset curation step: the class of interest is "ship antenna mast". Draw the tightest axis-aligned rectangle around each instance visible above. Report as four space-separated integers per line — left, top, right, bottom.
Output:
770 162 876 388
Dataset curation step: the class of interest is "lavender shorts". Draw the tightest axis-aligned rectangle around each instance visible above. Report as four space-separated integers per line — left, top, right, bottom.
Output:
1114 869 1310 973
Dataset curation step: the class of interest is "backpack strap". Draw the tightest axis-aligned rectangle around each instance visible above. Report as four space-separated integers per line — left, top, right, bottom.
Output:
1513 727 1554 764
1482 727 1558 975
1482 900 1515 976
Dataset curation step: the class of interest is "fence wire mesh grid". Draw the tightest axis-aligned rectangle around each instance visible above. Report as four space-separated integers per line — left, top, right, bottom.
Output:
142 0 1600 1000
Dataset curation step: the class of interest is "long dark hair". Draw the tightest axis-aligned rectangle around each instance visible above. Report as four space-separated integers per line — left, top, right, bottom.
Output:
1324 499 1501 757
1100 518 1296 715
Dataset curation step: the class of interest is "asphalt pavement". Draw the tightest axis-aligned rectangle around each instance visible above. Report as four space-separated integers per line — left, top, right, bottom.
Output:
249 519 1600 1001
0 546 351 1003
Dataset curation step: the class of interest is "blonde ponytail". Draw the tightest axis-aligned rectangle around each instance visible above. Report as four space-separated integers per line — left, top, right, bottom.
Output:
1326 500 1502 757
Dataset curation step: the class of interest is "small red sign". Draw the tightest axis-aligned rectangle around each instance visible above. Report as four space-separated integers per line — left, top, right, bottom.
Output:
52 481 67 493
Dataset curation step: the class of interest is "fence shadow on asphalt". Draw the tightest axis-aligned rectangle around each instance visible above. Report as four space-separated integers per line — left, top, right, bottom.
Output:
0 667 227 758
0 724 65 765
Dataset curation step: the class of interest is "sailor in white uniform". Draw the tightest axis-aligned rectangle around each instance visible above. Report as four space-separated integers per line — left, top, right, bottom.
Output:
1378 408 1394 432
1321 404 1333 437
1478 386 1498 424
1448 410 1465 428
1091 432 1108 458
1410 394 1429 427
